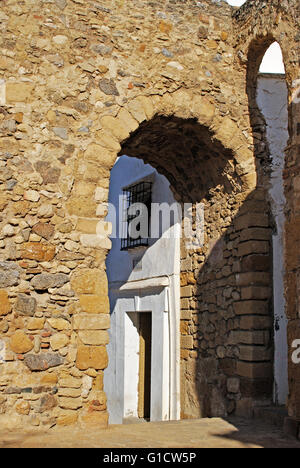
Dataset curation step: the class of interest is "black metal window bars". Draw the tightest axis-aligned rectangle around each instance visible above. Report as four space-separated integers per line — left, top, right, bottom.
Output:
121 181 152 251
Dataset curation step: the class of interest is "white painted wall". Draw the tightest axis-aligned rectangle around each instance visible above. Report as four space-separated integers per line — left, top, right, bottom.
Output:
104 156 181 424
257 74 289 406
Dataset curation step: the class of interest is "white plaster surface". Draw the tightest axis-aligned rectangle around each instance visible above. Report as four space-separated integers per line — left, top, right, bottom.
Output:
257 74 289 405
104 156 181 424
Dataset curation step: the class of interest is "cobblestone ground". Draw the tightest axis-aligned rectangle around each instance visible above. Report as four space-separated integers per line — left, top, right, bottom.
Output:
0 418 300 448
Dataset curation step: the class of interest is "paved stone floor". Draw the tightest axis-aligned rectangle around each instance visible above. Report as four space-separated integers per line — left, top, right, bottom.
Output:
0 417 299 448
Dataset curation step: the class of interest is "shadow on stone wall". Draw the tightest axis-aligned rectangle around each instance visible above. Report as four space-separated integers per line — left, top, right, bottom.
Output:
106 112 275 419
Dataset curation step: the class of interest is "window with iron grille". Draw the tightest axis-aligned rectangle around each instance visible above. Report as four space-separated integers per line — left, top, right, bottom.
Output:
121 181 152 251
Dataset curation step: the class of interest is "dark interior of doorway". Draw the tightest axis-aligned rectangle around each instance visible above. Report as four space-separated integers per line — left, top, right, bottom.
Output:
138 312 152 421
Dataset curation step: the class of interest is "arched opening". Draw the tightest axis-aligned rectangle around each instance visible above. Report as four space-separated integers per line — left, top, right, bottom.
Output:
247 39 289 409
105 155 181 424
101 109 276 423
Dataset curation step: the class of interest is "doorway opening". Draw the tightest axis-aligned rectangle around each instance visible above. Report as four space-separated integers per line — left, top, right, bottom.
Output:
138 312 152 421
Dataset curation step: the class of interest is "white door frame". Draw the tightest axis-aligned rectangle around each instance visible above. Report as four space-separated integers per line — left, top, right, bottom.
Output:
111 276 180 422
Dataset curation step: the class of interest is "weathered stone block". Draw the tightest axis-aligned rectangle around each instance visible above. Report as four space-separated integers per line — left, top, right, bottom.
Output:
60 376 81 389
100 116 129 141
76 218 99 234
6 83 34 103
241 286 271 301
76 345 108 370
71 269 108 296
41 373 58 385
38 394 57 413
15 400 31 415
238 241 269 257
239 345 272 362
233 301 269 316
0 290 11 316
24 353 64 371
83 143 116 170
0 262 20 288
239 228 271 242
241 254 271 272
81 411 108 428
228 330 268 345
10 330 34 354
58 388 81 398
50 333 69 351
180 335 193 349
79 295 109 314
32 222 55 240
235 213 269 231
56 411 78 426
47 318 71 330
181 286 194 298
27 318 45 330
31 273 69 290
79 331 109 346
66 197 98 218
236 272 271 286
59 397 83 410
21 243 56 262
239 315 272 330
15 294 37 317
80 234 112 250
227 377 240 394
236 361 272 379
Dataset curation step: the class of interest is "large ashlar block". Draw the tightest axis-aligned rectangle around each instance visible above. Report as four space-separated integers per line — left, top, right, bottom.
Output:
72 182 96 197
233 301 269 316
80 234 112 250
96 130 121 152
236 361 272 379
76 218 99 234
192 95 215 124
73 314 110 331
76 345 108 370
79 295 109 314
235 213 269 231
100 115 129 141
94 187 109 203
127 98 147 123
66 197 98 217
241 286 272 301
71 269 108 296
79 331 109 346
117 108 139 133
236 272 271 286
137 96 154 120
84 143 116 170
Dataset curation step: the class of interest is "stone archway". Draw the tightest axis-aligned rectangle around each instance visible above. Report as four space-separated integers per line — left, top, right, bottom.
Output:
66 89 273 422
233 1 300 425
0 0 299 432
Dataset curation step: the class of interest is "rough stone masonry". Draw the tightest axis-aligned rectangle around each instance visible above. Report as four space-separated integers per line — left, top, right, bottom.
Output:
0 0 299 431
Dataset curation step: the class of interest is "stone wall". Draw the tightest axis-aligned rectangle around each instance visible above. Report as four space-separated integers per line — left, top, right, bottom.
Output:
0 0 299 429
